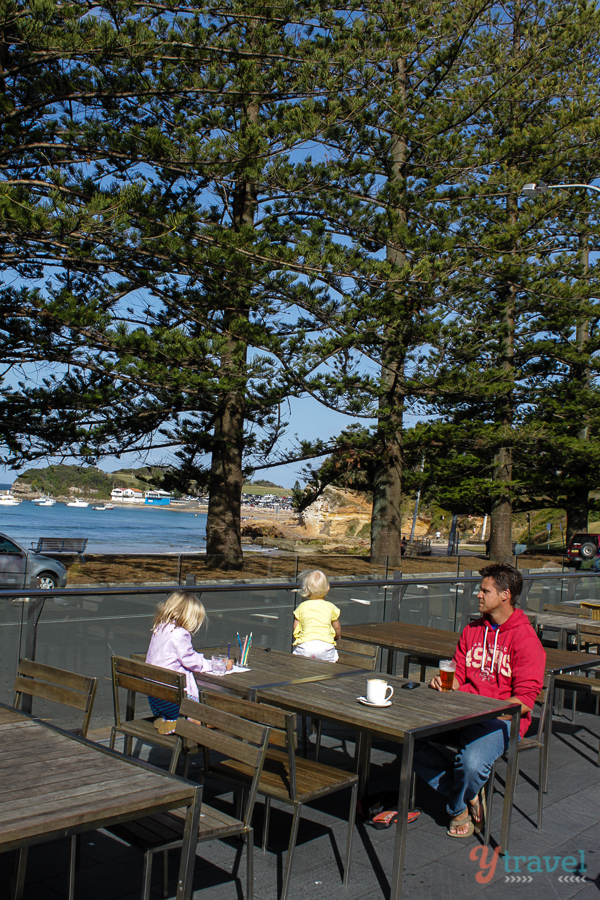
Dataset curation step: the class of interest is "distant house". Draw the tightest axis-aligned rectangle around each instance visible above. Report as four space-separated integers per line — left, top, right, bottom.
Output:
110 487 145 503
144 489 172 506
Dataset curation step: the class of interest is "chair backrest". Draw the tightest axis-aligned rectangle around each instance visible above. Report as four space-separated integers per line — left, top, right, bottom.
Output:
14 659 98 737
543 604 591 618
577 622 600 653
111 656 185 726
177 697 270 825
335 638 380 671
528 676 550 743
525 613 538 632
200 690 298 798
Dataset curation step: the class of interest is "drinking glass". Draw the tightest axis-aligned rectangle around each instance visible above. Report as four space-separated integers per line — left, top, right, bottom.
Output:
439 659 456 692
212 655 227 676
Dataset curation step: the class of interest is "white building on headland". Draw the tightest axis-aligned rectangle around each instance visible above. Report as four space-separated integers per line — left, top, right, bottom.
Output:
110 487 145 503
111 487 172 505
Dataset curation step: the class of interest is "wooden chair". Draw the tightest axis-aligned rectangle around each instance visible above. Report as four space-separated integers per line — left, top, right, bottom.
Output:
106 698 270 900
312 639 380 761
554 623 600 737
109 655 199 776
334 638 380 669
13 659 97 737
485 682 550 835
200 691 358 900
11 660 98 900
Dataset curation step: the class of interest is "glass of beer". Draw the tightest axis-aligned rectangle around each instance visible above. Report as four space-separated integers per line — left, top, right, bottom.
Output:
439 659 456 692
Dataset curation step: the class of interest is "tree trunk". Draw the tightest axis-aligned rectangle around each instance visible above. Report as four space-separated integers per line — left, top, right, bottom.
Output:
370 397 403 565
370 55 407 568
205 101 258 566
489 446 513 562
490 12 521 564
205 386 245 565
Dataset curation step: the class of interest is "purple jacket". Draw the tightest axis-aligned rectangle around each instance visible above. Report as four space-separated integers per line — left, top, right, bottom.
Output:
146 623 209 701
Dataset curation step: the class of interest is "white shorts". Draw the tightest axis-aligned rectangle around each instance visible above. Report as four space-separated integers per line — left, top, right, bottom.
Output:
293 641 338 662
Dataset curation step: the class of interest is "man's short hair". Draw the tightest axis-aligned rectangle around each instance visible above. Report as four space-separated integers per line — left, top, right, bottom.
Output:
479 563 523 607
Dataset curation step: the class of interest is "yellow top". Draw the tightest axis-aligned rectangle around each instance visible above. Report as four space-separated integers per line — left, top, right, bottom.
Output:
293 599 341 646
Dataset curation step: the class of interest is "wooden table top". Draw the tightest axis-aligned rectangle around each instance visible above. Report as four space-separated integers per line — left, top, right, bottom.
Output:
196 646 362 696
258 672 516 743
0 706 27 725
0 714 197 852
342 621 598 674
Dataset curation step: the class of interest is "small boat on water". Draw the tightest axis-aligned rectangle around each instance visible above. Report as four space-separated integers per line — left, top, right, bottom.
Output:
0 492 21 506
93 503 114 510
32 494 56 506
105 503 115 509
66 498 89 508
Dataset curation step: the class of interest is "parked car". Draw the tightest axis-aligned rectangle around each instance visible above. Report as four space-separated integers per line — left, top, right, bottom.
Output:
0 532 67 588
566 532 600 568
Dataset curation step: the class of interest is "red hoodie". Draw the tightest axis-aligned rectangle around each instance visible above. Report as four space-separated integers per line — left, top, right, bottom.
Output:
454 608 546 738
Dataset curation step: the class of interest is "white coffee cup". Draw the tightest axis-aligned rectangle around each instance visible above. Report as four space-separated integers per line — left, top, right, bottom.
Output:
366 678 394 705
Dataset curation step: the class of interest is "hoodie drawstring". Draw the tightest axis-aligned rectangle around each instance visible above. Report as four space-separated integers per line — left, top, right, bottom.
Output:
481 625 500 674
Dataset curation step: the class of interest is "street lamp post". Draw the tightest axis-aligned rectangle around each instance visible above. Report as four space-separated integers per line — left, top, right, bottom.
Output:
521 180 600 198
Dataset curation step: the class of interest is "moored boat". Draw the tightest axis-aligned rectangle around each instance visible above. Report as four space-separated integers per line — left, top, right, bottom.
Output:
0 492 21 506
66 498 89 508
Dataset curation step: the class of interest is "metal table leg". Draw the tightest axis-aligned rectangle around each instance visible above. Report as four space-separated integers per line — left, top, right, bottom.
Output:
355 730 372 799
390 735 414 900
176 785 202 900
499 707 521 855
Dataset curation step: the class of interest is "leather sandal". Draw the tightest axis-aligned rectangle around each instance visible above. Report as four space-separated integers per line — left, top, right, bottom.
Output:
155 718 178 735
469 790 487 834
446 809 474 838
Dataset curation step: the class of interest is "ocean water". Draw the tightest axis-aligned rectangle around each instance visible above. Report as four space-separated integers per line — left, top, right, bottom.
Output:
0 497 208 554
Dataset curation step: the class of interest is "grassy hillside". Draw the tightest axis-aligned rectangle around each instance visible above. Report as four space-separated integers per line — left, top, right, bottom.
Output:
17 465 113 498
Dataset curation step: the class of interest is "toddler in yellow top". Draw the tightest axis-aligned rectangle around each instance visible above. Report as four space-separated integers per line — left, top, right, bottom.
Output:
293 569 341 662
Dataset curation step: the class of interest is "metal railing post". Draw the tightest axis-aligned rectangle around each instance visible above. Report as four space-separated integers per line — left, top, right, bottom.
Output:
22 577 45 714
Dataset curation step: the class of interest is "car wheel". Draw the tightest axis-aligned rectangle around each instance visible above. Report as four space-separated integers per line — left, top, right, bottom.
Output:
580 542 597 559
37 571 59 589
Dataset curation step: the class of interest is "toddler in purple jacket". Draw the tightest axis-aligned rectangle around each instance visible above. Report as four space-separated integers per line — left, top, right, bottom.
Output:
146 591 210 733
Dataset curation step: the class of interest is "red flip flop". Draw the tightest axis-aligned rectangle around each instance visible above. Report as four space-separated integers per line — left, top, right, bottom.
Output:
369 808 421 829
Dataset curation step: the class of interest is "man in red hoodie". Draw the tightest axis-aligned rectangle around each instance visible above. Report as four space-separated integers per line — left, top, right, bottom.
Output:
413 563 545 838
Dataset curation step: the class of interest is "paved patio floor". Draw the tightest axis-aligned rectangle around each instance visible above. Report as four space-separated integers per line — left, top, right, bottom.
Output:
2 695 600 900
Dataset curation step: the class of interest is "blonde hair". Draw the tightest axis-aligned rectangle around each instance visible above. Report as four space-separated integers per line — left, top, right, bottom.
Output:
299 569 330 599
152 591 206 635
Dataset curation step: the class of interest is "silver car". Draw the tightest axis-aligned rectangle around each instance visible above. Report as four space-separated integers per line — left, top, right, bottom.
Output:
0 532 68 589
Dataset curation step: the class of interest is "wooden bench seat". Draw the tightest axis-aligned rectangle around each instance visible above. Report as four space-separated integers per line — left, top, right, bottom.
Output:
215 747 358 803
555 673 600 692
109 803 245 850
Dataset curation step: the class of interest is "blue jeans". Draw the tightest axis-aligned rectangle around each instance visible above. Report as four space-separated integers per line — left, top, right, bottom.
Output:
413 719 511 817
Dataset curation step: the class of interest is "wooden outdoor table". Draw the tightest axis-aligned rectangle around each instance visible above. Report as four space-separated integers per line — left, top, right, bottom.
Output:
343 621 599 676
257 672 521 900
0 706 26 725
0 706 200 900
196 646 366 699
343 621 600 793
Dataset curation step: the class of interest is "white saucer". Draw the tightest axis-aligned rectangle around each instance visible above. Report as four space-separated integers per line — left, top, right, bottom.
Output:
357 696 392 708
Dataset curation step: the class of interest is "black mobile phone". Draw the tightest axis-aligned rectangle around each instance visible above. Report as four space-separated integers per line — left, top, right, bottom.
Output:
402 681 420 689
